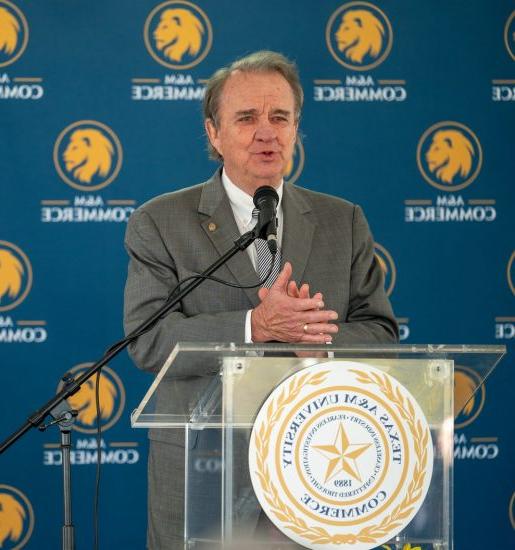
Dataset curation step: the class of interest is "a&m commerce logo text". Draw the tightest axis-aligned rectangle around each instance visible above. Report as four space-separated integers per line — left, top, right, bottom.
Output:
0 484 35 549
43 364 140 466
494 250 515 340
249 362 433 549
491 11 515 101
404 121 496 223
0 0 44 100
454 365 499 461
40 120 137 223
132 0 212 101
315 2 406 104
0 241 47 344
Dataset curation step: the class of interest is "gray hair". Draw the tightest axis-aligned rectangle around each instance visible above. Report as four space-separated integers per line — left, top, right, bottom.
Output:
203 50 303 161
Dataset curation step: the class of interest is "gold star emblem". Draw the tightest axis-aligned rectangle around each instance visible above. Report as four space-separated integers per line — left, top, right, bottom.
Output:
312 422 371 483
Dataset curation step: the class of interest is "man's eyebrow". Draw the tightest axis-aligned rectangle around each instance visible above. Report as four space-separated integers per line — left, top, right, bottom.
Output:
270 109 292 117
234 109 259 117
233 108 292 118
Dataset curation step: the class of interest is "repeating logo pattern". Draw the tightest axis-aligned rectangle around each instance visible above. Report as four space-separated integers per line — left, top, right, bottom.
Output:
417 121 482 192
0 1 28 68
0 241 32 312
374 243 396 297
57 364 125 434
144 0 212 70
53 121 123 192
454 366 485 429
504 11 515 61
508 251 515 296
326 2 393 71
284 138 305 185
249 362 433 549
0 485 34 549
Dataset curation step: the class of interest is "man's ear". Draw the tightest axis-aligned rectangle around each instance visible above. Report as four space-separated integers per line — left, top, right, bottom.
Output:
205 119 222 156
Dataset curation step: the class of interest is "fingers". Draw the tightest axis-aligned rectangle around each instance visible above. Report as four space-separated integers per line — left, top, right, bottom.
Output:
299 283 310 300
252 267 338 344
312 291 323 302
271 261 292 292
287 280 299 298
302 322 339 335
292 297 327 312
287 283 324 308
298 332 333 344
301 310 338 324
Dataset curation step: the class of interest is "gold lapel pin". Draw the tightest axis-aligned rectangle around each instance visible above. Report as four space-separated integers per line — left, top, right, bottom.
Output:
208 222 217 232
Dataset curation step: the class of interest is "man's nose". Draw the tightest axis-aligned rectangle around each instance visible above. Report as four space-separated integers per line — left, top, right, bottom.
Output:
254 118 277 141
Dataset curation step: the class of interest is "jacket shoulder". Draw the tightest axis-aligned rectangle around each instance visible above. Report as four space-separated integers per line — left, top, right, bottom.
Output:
292 185 357 216
135 181 205 218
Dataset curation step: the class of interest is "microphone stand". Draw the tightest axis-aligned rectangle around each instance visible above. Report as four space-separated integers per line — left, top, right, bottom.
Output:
0 226 261 550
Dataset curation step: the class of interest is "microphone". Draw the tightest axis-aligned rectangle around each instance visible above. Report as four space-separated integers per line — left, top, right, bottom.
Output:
253 186 279 254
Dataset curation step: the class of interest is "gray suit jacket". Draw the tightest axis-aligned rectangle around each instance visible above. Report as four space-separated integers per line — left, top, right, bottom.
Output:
124 169 398 442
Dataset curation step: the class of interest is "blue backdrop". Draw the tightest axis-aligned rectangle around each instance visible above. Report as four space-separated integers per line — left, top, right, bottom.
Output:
0 0 514 548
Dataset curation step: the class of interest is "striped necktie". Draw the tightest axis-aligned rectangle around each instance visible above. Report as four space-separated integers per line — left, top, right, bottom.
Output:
252 208 281 288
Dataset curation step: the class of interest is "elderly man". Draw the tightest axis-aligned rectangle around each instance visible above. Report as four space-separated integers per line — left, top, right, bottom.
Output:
124 51 397 549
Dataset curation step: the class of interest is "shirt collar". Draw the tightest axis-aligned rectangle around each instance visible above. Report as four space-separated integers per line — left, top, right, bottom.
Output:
222 167 283 227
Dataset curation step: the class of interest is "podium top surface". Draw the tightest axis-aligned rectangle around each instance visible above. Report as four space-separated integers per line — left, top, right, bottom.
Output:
153 341 505 356
131 343 506 429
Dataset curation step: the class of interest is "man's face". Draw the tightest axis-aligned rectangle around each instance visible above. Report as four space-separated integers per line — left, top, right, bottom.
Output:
205 70 298 195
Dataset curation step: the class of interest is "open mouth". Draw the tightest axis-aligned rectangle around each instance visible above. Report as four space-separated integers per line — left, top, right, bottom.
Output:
254 151 278 160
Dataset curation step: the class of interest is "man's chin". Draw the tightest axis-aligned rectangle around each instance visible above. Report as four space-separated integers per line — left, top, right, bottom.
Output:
250 161 286 181
251 171 284 187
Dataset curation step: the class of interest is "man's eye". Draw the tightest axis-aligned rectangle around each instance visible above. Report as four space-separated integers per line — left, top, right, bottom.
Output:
238 116 253 122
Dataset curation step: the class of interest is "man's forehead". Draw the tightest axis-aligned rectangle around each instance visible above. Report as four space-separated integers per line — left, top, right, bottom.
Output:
220 70 294 107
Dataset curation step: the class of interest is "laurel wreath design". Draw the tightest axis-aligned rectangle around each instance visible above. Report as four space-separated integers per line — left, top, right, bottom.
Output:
253 367 430 545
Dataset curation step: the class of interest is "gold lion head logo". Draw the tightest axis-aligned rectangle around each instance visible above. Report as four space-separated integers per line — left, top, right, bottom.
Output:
62 129 114 184
0 249 24 304
425 129 474 185
454 370 476 418
335 9 384 63
67 373 117 427
0 493 25 546
153 8 204 62
0 6 19 56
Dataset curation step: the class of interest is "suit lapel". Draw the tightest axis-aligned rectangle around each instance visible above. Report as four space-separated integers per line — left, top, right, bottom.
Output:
282 185 315 285
197 172 316 304
198 171 260 307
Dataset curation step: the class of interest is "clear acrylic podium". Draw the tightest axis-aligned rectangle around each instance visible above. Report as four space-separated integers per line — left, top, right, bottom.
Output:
131 343 505 550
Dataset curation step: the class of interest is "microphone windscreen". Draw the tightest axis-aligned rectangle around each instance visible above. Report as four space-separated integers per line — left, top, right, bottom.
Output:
253 186 279 208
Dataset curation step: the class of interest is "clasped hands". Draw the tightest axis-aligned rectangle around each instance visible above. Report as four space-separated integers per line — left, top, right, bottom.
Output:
251 262 339 343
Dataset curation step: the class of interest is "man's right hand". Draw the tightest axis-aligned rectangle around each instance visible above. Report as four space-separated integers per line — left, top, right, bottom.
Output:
251 262 339 343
